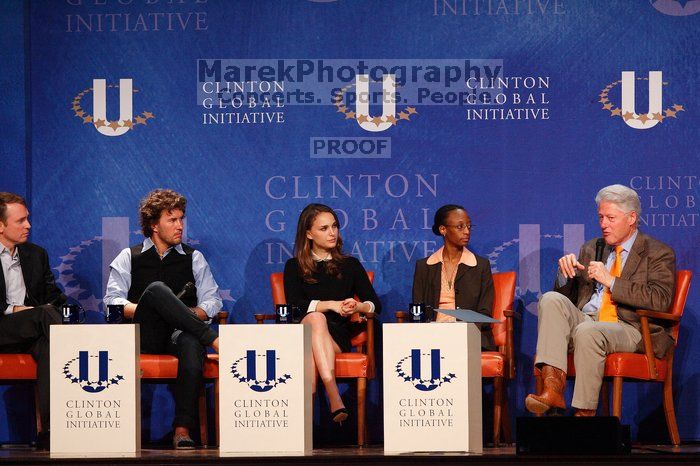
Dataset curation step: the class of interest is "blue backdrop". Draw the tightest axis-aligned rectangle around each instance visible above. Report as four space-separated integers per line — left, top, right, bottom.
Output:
1 0 699 445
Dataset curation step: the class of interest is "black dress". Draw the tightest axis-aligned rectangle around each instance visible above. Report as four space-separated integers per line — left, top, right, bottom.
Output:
283 256 381 352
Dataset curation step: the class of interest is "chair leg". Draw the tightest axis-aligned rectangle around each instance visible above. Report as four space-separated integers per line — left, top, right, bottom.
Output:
612 377 623 419
492 377 503 445
663 376 680 445
357 377 367 447
198 387 208 447
501 384 513 444
34 384 42 434
600 380 610 416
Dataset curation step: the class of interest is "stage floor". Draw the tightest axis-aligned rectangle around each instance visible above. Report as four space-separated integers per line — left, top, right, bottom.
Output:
1 444 699 466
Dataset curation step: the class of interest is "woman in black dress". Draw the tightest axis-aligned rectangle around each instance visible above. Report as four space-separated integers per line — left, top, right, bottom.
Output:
284 204 381 423
412 204 495 350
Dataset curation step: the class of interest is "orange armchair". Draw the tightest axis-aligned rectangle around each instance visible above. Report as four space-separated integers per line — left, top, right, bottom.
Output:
254 272 376 446
139 310 228 447
1 311 229 447
0 353 42 435
534 269 691 445
395 270 518 445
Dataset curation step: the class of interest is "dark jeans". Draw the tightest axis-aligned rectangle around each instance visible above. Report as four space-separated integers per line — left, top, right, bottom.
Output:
0 305 62 432
133 281 218 430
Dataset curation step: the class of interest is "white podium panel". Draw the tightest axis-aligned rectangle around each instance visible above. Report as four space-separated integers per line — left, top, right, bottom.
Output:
219 324 312 453
383 323 482 453
50 324 140 454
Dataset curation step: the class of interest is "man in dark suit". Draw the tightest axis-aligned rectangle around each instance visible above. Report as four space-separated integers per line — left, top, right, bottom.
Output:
525 184 676 416
0 192 65 449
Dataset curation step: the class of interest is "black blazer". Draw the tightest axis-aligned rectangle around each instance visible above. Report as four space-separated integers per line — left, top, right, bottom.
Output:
412 253 495 350
0 242 66 320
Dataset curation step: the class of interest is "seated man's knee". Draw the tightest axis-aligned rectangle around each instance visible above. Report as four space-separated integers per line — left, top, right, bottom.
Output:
42 305 62 325
144 281 169 295
538 291 570 318
572 322 605 348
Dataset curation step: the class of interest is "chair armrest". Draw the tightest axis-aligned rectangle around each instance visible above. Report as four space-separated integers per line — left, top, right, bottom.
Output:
216 311 229 325
638 315 659 380
395 311 408 323
503 309 517 379
253 313 276 324
637 310 680 322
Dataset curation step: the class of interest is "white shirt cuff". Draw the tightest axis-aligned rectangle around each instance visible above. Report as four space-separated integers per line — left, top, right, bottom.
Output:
4 304 14 315
363 301 376 313
307 300 320 313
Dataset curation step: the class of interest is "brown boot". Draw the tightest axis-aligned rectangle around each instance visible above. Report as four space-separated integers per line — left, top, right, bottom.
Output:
574 408 596 417
525 365 567 414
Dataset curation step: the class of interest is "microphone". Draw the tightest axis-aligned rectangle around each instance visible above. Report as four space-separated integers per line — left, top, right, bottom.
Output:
592 238 606 284
594 238 605 263
176 282 195 300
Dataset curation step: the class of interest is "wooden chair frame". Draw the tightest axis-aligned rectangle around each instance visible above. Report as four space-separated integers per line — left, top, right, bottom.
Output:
534 270 691 446
395 270 518 445
254 271 376 446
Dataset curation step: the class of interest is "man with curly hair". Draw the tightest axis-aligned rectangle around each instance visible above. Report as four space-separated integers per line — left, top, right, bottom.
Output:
104 189 222 449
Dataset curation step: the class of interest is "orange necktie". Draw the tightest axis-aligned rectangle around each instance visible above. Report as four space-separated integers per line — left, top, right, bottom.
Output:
598 245 624 323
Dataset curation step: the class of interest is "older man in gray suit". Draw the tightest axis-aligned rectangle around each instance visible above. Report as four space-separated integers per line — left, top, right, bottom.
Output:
525 184 676 416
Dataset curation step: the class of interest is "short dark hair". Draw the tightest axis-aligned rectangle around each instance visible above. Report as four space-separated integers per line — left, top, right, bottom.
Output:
0 192 27 223
432 204 467 236
138 189 187 238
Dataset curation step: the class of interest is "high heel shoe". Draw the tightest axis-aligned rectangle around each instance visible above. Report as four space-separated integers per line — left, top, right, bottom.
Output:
331 408 349 424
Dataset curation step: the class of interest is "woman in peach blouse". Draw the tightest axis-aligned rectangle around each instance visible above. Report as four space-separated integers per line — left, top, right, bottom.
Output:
412 204 495 350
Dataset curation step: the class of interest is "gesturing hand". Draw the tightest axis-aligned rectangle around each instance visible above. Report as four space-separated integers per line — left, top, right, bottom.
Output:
558 253 585 279
587 261 614 288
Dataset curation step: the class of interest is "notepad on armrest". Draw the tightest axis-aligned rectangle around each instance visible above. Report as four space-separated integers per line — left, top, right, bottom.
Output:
437 309 500 323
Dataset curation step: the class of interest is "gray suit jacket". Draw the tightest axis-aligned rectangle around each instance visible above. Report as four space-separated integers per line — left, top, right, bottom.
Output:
554 231 676 358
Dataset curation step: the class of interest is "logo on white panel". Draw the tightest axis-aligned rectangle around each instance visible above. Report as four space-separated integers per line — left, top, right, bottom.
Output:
231 350 292 392
63 351 124 393
72 79 155 136
395 349 455 392
598 71 684 129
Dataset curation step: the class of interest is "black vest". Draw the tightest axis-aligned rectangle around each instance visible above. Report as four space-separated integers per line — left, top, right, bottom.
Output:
127 243 198 307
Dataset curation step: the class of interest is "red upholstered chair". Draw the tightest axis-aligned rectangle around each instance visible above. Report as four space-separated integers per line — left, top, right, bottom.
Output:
254 271 376 446
534 270 691 445
139 310 228 447
395 270 518 445
0 354 42 435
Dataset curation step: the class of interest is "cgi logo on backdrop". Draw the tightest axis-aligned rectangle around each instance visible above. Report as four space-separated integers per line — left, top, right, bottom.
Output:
231 350 292 393
395 349 456 392
63 351 124 393
197 58 504 159
597 71 685 130
650 0 700 15
72 78 155 136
